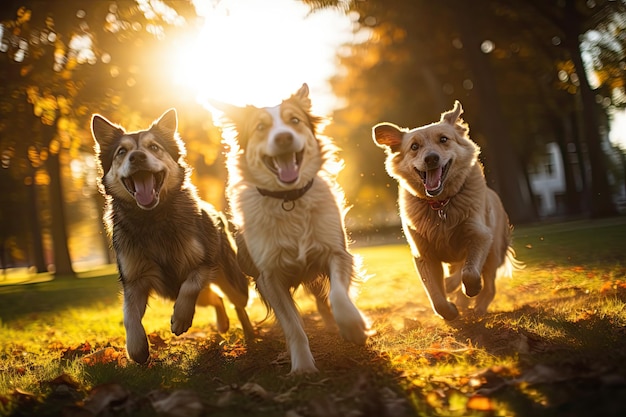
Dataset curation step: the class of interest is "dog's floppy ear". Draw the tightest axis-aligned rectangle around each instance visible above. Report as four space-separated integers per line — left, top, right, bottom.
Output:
207 99 247 125
372 122 405 153
441 100 463 126
208 99 258 147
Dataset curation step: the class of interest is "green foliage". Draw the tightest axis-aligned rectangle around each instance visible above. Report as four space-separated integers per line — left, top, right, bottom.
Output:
1 217 625 416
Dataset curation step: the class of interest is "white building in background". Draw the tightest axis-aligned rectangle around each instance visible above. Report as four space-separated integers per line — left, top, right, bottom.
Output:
529 141 625 217
529 142 570 217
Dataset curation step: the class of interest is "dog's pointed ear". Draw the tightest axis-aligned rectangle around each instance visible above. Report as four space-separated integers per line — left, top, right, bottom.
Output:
373 122 405 153
91 114 125 147
208 99 244 122
153 108 178 136
291 83 312 111
441 100 463 126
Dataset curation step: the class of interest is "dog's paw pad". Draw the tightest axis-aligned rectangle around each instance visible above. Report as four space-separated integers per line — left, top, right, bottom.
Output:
171 317 192 336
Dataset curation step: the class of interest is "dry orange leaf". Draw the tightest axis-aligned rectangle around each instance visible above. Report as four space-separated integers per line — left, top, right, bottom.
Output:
82 347 123 366
148 333 168 349
467 395 495 411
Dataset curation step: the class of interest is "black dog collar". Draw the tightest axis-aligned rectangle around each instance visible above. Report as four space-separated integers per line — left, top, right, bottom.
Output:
257 179 315 211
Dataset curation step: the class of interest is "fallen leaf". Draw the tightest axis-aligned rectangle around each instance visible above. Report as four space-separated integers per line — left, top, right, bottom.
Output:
467 394 494 411
148 333 168 349
83 383 128 415
82 347 123 366
61 342 92 360
149 389 203 417
240 382 273 401
47 373 81 390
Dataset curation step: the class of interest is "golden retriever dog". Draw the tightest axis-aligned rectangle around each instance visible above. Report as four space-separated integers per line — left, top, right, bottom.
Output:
92 109 254 364
372 101 519 320
211 84 369 373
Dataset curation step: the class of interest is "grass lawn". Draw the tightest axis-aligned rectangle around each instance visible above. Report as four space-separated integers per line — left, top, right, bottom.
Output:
1 216 625 416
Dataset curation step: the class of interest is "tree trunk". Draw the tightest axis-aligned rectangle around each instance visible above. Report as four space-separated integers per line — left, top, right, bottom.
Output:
26 174 47 273
562 0 617 218
452 0 536 224
43 123 76 278
93 192 115 264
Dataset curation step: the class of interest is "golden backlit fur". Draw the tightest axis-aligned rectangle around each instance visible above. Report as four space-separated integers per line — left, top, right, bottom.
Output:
373 101 519 320
213 84 369 374
92 109 254 364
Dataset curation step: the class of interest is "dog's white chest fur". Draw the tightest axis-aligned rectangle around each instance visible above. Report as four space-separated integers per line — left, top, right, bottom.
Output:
235 181 342 279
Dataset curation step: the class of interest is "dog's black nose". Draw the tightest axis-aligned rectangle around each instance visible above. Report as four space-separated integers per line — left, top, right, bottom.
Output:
129 151 147 164
424 152 440 168
274 132 294 148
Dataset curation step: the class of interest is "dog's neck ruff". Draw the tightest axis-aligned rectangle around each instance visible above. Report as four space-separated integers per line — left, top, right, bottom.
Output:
256 179 314 211
426 198 450 221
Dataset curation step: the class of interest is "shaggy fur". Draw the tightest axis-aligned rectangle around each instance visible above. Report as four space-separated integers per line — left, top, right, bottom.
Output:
212 84 369 374
92 109 254 364
373 101 519 320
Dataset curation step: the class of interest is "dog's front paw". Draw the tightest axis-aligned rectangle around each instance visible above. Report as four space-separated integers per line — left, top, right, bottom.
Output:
461 267 482 297
171 308 194 336
289 350 318 374
433 301 459 321
334 304 368 346
126 332 150 364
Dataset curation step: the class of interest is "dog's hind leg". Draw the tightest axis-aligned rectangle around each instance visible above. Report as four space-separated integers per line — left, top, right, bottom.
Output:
328 251 368 345
197 286 230 333
123 281 151 364
214 270 255 341
444 263 462 293
305 278 335 332
257 272 317 374
473 260 498 316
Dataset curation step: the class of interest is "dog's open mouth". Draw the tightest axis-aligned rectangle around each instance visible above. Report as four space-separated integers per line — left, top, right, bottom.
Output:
263 151 304 184
122 170 165 209
416 160 451 197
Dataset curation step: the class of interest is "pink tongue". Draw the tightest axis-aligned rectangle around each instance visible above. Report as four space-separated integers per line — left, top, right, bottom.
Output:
425 166 443 191
275 154 299 183
132 172 156 206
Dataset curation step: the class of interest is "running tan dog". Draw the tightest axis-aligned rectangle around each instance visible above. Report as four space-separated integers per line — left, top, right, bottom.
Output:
372 101 519 320
211 84 369 373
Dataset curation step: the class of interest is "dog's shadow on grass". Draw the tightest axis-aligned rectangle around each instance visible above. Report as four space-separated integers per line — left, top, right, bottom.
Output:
186 313 419 416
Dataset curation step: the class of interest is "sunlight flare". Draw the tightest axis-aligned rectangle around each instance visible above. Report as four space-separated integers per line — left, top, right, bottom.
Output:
173 0 352 116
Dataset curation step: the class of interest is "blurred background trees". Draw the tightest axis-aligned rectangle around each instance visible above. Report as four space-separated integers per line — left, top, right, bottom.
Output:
312 0 626 230
0 0 220 277
1 0 625 275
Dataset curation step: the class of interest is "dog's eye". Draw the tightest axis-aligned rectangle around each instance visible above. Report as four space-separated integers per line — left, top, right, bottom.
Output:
410 143 419 151
117 148 127 157
149 144 159 152
256 123 266 131
290 117 300 124
440 136 448 143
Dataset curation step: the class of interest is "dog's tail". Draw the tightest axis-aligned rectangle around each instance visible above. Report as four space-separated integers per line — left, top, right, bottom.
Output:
496 246 525 279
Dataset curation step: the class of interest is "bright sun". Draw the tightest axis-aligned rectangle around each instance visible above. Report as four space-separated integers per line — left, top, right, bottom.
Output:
173 0 353 117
